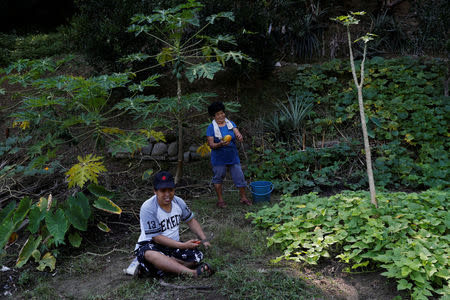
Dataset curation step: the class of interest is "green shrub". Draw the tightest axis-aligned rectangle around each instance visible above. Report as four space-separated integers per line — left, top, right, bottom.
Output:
289 56 449 190
245 140 366 195
248 190 450 299
0 30 72 66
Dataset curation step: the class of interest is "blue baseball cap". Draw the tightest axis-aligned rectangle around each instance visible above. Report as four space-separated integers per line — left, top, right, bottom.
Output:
153 171 175 190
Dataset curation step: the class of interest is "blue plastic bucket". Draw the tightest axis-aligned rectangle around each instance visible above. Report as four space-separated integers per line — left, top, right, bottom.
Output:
249 181 274 203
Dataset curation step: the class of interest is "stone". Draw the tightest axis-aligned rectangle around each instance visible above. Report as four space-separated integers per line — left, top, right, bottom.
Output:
167 142 178 156
151 142 168 156
190 152 201 160
189 145 200 152
183 151 190 162
169 156 178 162
141 143 153 155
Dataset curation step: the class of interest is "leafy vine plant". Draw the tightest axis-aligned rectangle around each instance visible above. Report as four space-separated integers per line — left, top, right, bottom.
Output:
331 12 378 207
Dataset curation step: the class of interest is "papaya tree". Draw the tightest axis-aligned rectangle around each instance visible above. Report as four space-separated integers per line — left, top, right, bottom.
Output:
331 12 378 207
125 0 250 183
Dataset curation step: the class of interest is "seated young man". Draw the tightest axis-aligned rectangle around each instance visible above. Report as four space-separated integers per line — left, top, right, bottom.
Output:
134 171 213 277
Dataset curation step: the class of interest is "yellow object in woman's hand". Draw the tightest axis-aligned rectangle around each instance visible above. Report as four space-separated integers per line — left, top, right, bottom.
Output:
223 135 232 142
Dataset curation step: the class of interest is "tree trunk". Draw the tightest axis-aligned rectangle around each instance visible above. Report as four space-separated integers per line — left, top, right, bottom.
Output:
346 28 378 207
175 78 183 184
356 88 377 207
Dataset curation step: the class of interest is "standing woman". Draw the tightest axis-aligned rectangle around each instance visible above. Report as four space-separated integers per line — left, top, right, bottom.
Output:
206 101 251 208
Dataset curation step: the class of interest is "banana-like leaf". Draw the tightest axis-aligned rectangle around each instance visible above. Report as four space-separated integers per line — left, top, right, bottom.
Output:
0 218 14 249
45 209 69 246
68 232 82 248
97 221 111 232
13 197 32 227
93 197 122 215
28 206 46 234
87 184 115 199
16 235 42 268
37 252 56 271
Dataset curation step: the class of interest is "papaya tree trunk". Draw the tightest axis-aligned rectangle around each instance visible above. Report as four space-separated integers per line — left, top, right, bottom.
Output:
346 28 378 207
175 78 183 184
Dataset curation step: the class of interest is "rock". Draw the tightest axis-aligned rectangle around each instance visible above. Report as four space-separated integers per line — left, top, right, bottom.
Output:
183 151 190 162
274 61 282 67
167 142 178 156
141 143 153 155
190 152 201 160
151 142 168 156
169 156 178 162
189 145 200 152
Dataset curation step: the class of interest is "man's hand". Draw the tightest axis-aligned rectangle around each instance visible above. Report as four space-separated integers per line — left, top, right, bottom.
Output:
183 239 202 249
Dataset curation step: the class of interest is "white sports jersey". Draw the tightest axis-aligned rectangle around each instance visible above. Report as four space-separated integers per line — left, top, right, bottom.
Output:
137 195 194 245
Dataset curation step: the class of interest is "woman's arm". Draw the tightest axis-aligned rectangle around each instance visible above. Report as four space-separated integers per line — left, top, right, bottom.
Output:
233 128 243 142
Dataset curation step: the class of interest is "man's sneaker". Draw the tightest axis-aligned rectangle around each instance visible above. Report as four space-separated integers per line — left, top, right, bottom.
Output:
123 257 139 276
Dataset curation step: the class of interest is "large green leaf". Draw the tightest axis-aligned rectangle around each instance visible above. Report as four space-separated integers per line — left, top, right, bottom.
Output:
28 206 46 234
68 232 82 248
45 209 69 246
0 218 15 249
16 235 42 268
65 193 91 231
64 200 88 231
93 197 122 215
185 61 222 83
0 201 16 221
13 197 32 227
87 184 115 200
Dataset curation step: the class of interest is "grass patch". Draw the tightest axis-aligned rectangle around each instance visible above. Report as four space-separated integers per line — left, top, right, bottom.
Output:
90 279 160 300
21 278 59 300
217 268 316 300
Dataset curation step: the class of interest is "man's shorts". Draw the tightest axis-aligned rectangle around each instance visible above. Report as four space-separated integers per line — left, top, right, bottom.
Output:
211 164 247 187
134 241 203 277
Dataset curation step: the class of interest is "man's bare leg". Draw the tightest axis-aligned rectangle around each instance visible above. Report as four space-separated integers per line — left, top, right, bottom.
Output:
145 250 196 276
